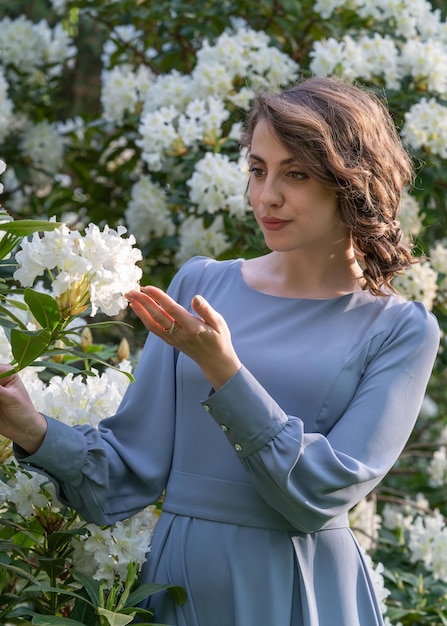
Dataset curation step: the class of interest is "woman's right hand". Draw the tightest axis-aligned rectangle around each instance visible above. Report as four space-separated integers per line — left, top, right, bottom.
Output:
0 364 47 454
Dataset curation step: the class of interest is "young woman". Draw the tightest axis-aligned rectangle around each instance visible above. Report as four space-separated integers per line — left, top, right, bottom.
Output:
0 77 440 625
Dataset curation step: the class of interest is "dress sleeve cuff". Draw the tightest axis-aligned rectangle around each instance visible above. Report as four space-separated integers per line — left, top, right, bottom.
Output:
14 416 87 482
201 365 288 457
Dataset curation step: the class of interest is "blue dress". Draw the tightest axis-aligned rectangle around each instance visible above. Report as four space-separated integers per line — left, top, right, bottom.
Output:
18 256 440 626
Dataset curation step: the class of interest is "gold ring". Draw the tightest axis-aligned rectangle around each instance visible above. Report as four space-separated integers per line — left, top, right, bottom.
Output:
165 321 178 335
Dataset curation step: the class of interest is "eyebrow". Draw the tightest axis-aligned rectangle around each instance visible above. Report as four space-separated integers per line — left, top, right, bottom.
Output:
248 153 298 166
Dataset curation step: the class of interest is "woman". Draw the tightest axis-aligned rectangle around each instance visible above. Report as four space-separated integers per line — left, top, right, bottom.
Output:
0 77 440 625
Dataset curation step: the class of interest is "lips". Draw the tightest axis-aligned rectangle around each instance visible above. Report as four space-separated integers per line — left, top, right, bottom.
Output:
261 217 292 231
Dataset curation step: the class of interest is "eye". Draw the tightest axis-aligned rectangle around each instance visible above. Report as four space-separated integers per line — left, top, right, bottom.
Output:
248 166 265 178
287 170 308 181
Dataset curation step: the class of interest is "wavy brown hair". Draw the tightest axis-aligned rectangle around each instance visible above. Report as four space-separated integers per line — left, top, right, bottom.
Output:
241 76 415 295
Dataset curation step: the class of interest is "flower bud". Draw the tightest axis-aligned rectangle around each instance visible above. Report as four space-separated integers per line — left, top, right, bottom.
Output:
56 279 90 319
52 339 65 363
80 327 93 351
117 337 130 361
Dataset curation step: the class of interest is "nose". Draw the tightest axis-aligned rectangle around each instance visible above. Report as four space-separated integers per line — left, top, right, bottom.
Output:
257 175 284 209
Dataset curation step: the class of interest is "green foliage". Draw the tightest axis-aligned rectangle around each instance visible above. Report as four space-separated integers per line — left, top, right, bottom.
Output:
0 508 185 625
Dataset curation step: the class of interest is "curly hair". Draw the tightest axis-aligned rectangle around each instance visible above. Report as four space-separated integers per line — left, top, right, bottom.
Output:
240 76 416 295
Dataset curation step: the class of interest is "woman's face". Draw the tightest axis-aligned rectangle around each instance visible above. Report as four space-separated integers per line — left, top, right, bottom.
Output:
247 119 348 255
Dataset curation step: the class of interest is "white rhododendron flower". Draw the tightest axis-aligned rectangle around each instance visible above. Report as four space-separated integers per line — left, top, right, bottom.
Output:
310 34 400 89
0 68 13 144
0 15 75 82
361 552 390 615
0 468 55 517
175 215 230 267
135 20 298 171
71 507 158 585
428 446 447 487
187 152 249 217
402 99 447 159
0 158 6 195
125 176 175 244
313 0 447 42
392 261 438 310
398 191 424 238
20 120 65 174
349 498 382 552
408 510 447 582
399 39 447 96
14 222 142 317
32 363 132 429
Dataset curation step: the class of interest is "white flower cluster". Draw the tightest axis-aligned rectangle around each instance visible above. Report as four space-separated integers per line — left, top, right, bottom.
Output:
0 345 156 585
427 446 447 488
408 510 447 582
20 120 65 175
382 493 430 532
14 222 143 317
49 0 68 15
31 363 132 429
0 67 13 143
429 241 447 303
392 261 438 310
401 99 447 159
116 20 296 262
361 551 390 616
382 495 447 582
101 64 152 125
349 497 382 552
0 15 76 83
71 507 158 585
0 159 5 195
187 152 249 218
313 0 447 42
125 176 175 245
310 35 447 96
124 20 298 167
310 34 400 89
0 464 59 517
398 191 424 238
175 215 230 267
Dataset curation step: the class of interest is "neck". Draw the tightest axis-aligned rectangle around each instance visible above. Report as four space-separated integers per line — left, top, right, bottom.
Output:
244 243 364 299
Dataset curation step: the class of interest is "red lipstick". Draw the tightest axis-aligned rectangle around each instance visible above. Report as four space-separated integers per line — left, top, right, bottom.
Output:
261 217 292 231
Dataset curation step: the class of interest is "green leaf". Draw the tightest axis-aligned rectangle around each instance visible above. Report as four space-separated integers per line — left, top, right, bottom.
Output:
0 220 62 236
24 584 95 608
10 328 52 370
24 288 61 331
125 583 186 608
0 232 22 259
72 570 101 606
97 608 135 626
32 616 88 626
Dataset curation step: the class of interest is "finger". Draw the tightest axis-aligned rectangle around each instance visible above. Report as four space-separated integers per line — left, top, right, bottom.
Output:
126 295 174 334
139 286 193 326
191 295 222 331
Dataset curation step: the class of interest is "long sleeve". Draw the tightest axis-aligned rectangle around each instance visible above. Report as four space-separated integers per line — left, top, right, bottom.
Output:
15 257 207 525
202 300 439 533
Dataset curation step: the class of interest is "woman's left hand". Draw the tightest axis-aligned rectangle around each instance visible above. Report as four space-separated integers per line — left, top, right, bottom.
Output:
125 286 241 390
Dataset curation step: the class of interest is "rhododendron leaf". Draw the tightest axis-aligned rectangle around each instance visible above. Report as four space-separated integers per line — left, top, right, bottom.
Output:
97 609 135 626
126 583 187 607
72 570 101 606
24 288 61 331
32 616 88 626
10 328 52 369
0 219 62 236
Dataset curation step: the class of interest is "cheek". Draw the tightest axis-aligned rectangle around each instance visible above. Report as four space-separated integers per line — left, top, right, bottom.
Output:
247 180 260 209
